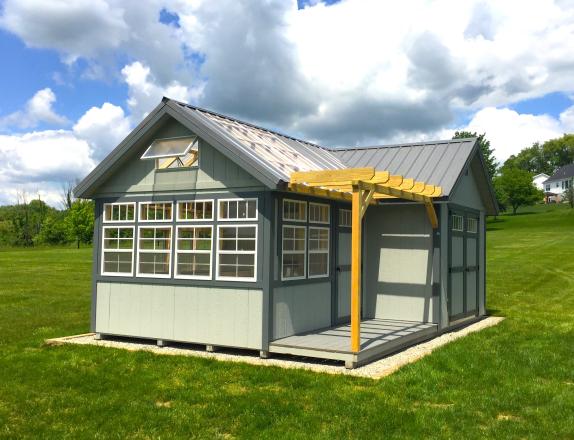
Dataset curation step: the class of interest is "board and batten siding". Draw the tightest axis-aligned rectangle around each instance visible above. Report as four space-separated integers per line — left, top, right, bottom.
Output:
363 204 439 323
96 117 264 196
96 282 263 349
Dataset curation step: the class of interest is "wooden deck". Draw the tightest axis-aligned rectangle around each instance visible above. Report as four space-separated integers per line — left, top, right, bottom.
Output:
269 319 438 368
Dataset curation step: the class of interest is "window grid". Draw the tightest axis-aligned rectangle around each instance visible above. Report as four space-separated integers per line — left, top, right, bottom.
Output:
103 202 135 223
282 199 307 222
136 226 172 278
308 227 329 278
175 226 213 280
452 214 464 232
467 217 478 234
177 200 214 221
339 209 352 227
216 225 257 281
309 202 330 224
101 226 135 276
139 202 173 222
218 198 258 221
281 225 307 280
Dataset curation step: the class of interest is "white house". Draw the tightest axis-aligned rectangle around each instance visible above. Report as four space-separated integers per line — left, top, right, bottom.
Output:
543 164 574 202
532 173 549 191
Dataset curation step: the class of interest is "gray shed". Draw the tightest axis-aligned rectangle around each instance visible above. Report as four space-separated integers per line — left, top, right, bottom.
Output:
75 97 498 368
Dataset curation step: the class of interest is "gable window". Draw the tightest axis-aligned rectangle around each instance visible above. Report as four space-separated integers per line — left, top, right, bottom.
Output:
282 225 306 280
140 136 199 169
339 209 352 227
283 199 306 222
177 200 213 221
452 214 463 232
101 227 134 276
308 227 329 278
175 226 212 279
103 203 135 223
137 226 172 277
309 202 330 224
216 225 257 281
467 218 478 234
218 199 257 221
139 202 173 222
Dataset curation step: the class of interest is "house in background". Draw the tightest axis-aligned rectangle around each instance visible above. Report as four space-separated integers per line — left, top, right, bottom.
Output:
532 173 549 191
543 164 574 203
74 97 498 368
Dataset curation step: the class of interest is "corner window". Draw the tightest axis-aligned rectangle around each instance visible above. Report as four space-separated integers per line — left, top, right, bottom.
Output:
137 226 172 277
308 227 329 278
139 202 173 222
282 199 307 222
282 225 306 280
101 227 134 276
177 200 213 221
339 208 352 227
218 199 257 221
467 217 478 234
216 225 257 281
175 226 212 279
103 203 135 223
452 214 463 232
309 202 330 224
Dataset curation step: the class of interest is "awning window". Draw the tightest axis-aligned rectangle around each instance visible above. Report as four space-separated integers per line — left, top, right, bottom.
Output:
141 136 197 160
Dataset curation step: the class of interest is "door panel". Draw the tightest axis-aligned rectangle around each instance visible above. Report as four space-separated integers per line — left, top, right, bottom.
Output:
337 231 351 320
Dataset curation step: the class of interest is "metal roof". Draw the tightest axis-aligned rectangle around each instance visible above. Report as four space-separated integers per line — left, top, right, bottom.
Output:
329 139 477 196
544 163 574 183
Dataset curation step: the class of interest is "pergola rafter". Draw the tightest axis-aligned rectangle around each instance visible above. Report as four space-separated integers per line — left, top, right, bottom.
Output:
288 167 442 353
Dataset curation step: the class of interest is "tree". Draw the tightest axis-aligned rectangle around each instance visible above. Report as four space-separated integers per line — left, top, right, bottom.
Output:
496 167 543 215
453 131 498 179
503 134 574 175
564 184 574 209
66 200 94 248
36 211 71 245
492 177 508 215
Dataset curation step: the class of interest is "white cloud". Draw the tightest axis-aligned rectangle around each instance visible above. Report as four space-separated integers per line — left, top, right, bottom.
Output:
0 88 68 129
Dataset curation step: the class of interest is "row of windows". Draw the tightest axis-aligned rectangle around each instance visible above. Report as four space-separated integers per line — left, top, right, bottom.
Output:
545 180 571 191
282 199 330 224
452 214 478 233
102 225 257 281
103 199 258 223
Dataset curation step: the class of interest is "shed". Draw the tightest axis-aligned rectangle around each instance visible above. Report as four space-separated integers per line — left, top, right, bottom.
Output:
75 97 498 368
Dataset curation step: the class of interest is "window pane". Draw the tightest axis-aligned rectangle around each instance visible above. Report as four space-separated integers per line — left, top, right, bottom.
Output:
282 253 305 279
219 254 255 278
103 251 132 274
310 203 330 223
309 253 328 277
283 200 306 221
177 253 211 277
139 253 170 275
238 227 256 239
220 227 238 239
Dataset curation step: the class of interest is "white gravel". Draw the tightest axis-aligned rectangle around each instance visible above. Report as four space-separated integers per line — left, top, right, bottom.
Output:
46 316 504 379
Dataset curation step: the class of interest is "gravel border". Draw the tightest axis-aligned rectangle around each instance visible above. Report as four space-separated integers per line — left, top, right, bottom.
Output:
46 316 504 379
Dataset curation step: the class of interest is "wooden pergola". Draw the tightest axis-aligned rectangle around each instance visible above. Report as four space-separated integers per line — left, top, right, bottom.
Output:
289 167 442 353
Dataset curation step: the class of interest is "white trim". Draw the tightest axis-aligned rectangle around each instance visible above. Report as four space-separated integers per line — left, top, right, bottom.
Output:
452 214 463 232
174 225 213 280
136 225 173 279
282 198 307 223
101 226 135 276
308 226 330 279
138 201 173 223
141 135 196 159
217 198 258 222
281 224 307 281
309 202 330 224
339 209 352 227
102 202 136 223
215 224 258 282
176 199 214 222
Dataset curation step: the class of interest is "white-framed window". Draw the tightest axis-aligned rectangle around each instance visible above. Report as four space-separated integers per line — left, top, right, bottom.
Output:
467 217 478 234
308 227 329 278
309 202 330 224
139 202 173 222
101 226 135 276
103 202 135 223
452 214 463 232
136 226 172 278
281 225 306 280
339 208 352 227
177 200 214 221
216 225 257 281
282 199 307 222
175 226 212 279
218 198 258 221
545 184 550 191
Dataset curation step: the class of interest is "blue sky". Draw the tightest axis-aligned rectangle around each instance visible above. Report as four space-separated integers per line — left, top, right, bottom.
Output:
0 0 573 206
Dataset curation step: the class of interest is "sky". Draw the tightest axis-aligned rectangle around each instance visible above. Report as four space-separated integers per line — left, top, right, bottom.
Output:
0 0 573 207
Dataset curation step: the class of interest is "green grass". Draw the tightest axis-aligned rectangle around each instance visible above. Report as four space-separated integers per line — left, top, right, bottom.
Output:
1 205 573 439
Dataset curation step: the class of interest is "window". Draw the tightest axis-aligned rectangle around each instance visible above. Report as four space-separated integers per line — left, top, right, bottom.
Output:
140 136 199 169
467 217 478 234
103 203 135 223
218 199 257 221
308 227 329 278
216 225 257 281
175 226 212 279
137 226 172 277
452 214 463 232
339 209 352 227
282 225 306 280
563 180 570 190
101 227 134 275
177 200 213 221
139 202 173 222
309 202 330 224
545 184 550 191
282 199 306 222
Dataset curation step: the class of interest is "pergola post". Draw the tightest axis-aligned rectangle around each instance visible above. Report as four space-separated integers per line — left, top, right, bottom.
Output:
351 185 363 353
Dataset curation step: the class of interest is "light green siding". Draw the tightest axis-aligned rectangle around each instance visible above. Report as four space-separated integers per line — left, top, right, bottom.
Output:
272 281 331 340
96 282 263 349
450 166 485 211
96 117 263 196
363 204 438 323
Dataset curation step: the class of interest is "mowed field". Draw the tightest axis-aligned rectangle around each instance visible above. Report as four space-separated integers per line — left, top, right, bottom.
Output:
0 205 573 439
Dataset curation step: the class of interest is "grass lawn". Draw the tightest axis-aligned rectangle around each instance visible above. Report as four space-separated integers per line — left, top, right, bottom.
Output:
0 204 573 439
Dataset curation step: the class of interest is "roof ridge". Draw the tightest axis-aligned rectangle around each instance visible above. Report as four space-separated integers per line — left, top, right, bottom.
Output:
327 138 477 152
